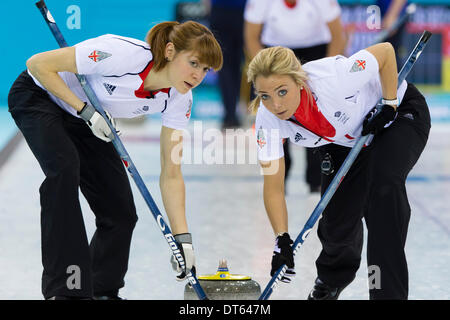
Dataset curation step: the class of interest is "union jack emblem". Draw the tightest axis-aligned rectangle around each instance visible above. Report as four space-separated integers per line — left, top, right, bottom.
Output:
350 60 366 73
186 100 192 119
257 127 266 148
88 50 112 62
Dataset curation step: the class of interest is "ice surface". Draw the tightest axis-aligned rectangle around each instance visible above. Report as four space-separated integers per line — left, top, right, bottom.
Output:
0 119 448 300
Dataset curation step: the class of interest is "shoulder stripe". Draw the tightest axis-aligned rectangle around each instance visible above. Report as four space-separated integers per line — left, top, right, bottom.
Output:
112 36 150 51
103 59 153 78
101 36 151 77
161 100 168 113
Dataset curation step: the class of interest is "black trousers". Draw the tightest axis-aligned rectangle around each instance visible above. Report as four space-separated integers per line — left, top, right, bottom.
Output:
210 5 244 126
315 83 430 299
8 71 138 299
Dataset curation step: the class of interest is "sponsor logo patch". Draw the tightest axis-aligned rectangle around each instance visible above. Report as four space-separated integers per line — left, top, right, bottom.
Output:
335 111 350 124
103 83 116 95
294 132 306 142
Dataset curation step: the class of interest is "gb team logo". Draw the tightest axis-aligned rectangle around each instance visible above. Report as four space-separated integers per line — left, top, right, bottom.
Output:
257 126 266 148
88 50 112 62
185 100 192 119
350 60 366 73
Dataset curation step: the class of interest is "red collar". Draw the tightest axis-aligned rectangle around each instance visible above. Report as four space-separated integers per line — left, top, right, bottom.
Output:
135 61 170 99
284 0 297 9
291 89 336 141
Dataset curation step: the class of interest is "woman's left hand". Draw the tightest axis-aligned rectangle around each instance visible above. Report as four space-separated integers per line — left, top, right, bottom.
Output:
170 233 196 281
362 104 397 136
271 233 296 283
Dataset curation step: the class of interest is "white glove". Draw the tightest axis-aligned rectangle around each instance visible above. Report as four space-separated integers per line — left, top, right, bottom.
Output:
78 103 120 142
170 233 196 281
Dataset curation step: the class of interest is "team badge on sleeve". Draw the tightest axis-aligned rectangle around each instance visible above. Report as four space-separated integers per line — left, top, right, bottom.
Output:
350 60 366 73
257 126 267 148
88 50 112 62
185 100 192 119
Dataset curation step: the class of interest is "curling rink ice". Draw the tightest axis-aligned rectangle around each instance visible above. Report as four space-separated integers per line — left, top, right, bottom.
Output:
0 112 449 300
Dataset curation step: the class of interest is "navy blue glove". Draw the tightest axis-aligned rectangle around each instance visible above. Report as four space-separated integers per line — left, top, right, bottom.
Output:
362 104 397 136
271 233 296 283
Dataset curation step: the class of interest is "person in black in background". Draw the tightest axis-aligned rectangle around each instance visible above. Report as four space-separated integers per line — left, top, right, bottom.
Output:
205 0 247 129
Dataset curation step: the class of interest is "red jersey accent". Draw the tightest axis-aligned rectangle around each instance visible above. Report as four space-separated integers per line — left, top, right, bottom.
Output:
283 0 297 9
134 61 170 99
293 89 336 140
345 134 355 140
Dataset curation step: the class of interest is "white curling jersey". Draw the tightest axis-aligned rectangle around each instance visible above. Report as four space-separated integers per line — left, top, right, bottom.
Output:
244 0 341 48
255 49 408 161
29 34 193 130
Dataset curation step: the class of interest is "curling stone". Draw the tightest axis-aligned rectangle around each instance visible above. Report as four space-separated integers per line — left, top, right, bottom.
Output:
184 259 261 300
